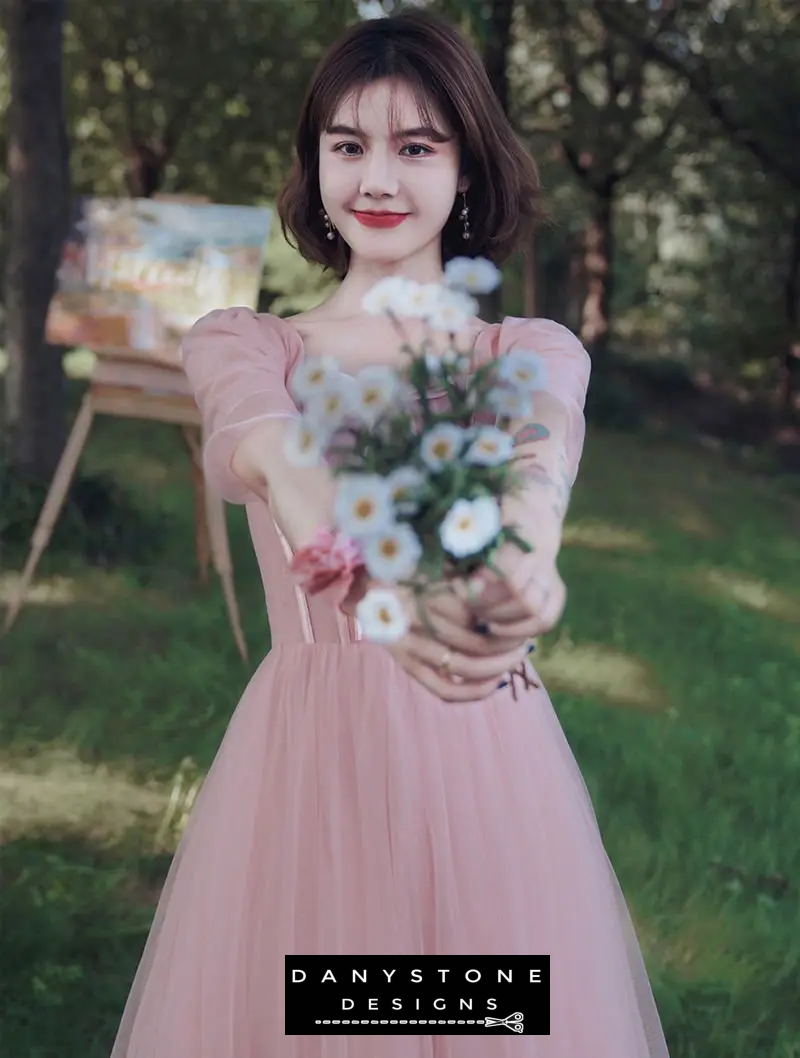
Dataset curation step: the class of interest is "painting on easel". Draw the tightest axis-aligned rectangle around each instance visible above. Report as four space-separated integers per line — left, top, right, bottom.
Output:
3 198 273 660
46 197 272 364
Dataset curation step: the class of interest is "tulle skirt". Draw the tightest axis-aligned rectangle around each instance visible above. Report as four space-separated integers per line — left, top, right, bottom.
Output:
110 643 670 1057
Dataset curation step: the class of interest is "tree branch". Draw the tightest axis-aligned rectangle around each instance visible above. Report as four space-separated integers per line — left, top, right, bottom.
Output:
592 0 800 190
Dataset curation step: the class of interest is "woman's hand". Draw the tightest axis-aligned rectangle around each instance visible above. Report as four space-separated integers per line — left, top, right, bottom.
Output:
344 577 531 703
385 584 532 703
467 547 567 642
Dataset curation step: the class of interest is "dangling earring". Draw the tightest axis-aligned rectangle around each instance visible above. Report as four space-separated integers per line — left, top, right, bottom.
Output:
459 192 470 242
320 209 336 241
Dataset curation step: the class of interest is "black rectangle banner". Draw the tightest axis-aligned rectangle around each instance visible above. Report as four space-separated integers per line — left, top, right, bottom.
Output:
286 955 550 1035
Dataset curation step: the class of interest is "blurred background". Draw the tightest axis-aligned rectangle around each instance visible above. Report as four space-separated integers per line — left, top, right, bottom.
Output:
1 1 799 1056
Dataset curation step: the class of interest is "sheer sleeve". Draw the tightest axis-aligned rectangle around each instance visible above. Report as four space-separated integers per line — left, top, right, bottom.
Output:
180 307 301 504
494 317 592 564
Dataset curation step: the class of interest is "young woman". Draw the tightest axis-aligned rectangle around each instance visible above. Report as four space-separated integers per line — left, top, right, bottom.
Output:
110 12 670 1057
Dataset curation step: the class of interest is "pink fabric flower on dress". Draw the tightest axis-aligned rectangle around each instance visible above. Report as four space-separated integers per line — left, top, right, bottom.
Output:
290 528 365 600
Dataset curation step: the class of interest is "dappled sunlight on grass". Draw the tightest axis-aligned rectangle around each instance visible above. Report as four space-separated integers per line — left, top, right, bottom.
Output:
693 567 800 624
562 519 655 554
644 900 762 990
0 748 167 844
0 572 78 608
111 452 175 488
535 634 668 711
1 568 179 616
662 496 718 539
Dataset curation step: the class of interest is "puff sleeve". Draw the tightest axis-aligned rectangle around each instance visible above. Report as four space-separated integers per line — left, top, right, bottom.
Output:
494 317 592 564
180 307 300 504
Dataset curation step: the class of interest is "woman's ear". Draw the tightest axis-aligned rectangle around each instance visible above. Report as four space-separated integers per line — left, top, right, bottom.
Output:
457 175 471 194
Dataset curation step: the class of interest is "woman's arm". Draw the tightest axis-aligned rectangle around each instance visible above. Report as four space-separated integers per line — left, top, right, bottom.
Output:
474 322 591 628
229 418 338 552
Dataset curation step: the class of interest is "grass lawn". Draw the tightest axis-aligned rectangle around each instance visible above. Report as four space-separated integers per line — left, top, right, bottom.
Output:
1 402 799 1058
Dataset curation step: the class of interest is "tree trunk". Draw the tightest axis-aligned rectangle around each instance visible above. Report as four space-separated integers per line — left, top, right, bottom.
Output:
580 190 614 359
480 0 514 322
523 235 538 318
3 0 70 482
125 142 167 199
780 202 800 421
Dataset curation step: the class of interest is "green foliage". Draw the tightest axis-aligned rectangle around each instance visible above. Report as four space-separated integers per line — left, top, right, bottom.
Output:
0 463 167 566
261 222 339 317
63 0 353 200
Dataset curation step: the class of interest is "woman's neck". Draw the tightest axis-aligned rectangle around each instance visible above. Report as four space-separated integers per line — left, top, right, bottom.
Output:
324 243 445 319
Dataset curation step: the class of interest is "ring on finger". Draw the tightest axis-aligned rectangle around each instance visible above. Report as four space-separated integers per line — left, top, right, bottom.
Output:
438 648 453 678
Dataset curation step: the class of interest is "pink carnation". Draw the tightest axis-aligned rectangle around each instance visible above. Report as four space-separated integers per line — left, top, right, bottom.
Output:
290 528 365 598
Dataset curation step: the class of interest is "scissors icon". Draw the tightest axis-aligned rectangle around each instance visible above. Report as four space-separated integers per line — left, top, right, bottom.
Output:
484 1011 524 1033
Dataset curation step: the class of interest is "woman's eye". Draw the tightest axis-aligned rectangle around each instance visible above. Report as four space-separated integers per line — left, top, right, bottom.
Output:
335 142 362 156
401 144 432 157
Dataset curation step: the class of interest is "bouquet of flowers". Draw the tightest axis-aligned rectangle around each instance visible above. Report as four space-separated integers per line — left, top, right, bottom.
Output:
285 256 547 645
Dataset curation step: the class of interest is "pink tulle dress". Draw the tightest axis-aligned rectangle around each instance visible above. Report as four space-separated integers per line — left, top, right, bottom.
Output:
109 309 670 1058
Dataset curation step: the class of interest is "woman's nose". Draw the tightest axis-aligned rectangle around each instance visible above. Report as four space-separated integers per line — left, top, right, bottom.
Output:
358 151 399 198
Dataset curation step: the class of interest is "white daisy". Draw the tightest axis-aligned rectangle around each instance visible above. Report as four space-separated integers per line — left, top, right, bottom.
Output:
283 417 325 468
333 474 396 539
305 374 358 433
290 355 342 403
497 350 548 393
419 423 468 472
464 426 515 467
444 256 502 295
397 282 445 319
351 365 401 425
439 496 502 558
386 466 427 515
428 289 479 333
486 386 533 420
356 588 410 644
361 276 415 316
363 523 423 583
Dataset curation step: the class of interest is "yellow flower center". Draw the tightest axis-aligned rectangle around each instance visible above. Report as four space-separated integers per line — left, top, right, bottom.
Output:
363 388 380 406
355 499 375 520
432 440 450 458
457 516 473 531
380 539 399 558
378 606 392 624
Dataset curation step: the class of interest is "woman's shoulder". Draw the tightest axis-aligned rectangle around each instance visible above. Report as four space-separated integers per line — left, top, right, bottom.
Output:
185 306 298 343
484 316 591 402
494 316 587 354
181 307 304 368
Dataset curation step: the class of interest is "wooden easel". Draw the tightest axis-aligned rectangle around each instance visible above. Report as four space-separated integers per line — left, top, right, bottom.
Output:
2 354 249 661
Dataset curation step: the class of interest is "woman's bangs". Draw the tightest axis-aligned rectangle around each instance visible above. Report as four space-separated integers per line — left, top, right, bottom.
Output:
318 70 455 141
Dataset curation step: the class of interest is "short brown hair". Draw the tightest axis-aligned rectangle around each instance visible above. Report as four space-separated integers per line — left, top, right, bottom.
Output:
277 10 544 278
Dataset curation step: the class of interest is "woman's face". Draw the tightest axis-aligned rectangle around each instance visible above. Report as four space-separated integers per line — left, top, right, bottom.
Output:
319 78 466 270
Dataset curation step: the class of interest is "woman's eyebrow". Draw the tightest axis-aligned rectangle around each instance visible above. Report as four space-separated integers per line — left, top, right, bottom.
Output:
396 125 452 143
324 123 452 143
324 124 364 137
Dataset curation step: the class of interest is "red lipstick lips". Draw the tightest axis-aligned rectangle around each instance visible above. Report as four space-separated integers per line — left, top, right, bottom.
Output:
352 210 409 229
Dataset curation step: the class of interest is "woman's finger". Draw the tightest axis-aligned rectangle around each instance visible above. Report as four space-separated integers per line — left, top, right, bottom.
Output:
485 579 567 639
399 656 508 704
477 572 566 627
404 632 529 684
412 612 529 658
